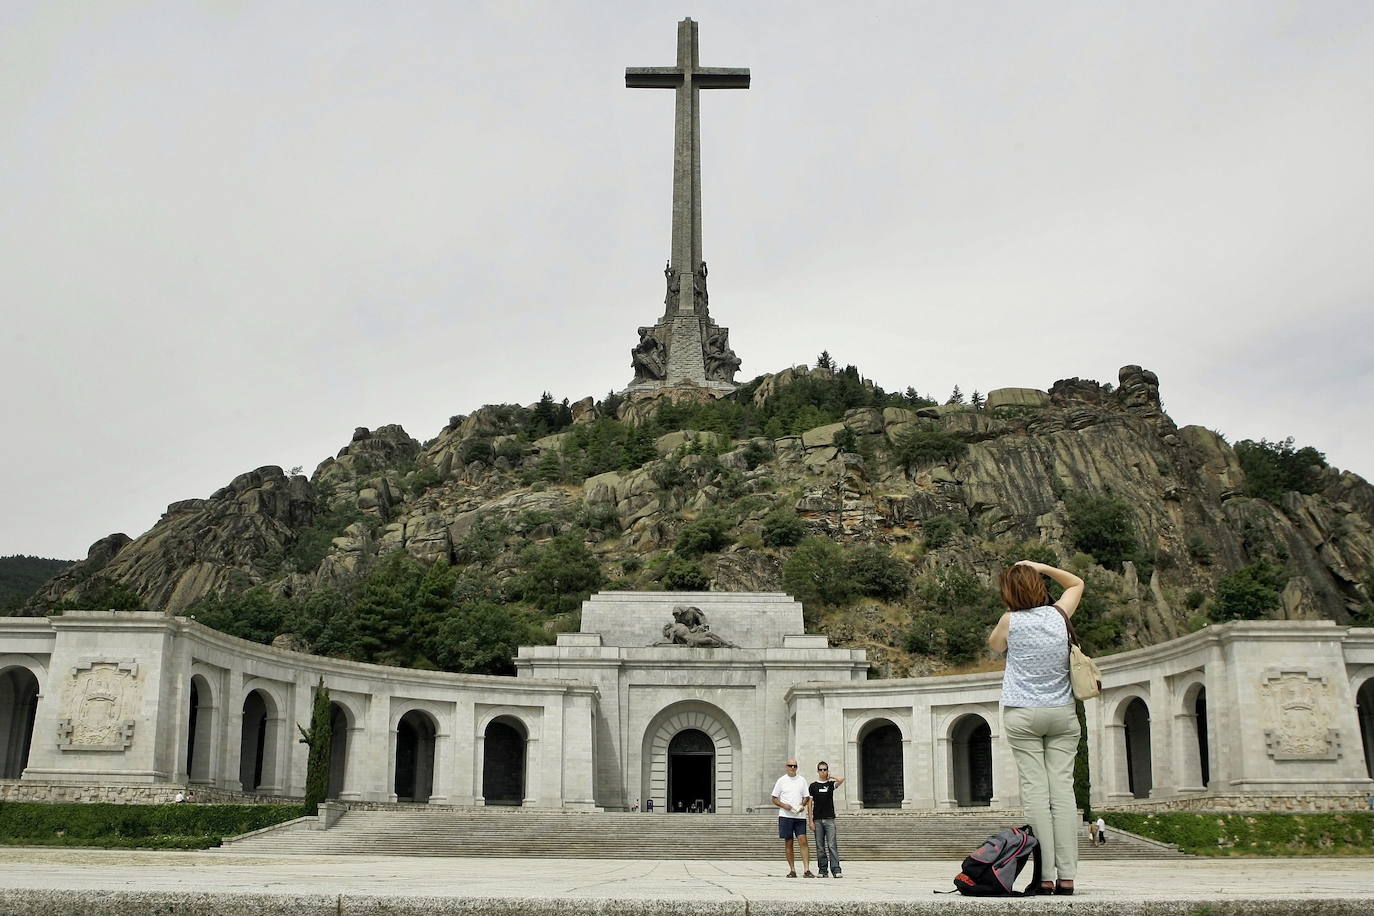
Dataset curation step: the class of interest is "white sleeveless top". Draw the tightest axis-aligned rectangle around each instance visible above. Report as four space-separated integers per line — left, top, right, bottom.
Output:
1000 605 1072 707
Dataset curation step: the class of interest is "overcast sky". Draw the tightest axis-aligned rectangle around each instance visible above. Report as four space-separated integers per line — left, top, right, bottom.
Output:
4 1 1372 560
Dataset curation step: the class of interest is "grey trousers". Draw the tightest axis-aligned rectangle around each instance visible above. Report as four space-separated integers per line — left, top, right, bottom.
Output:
1004 703 1081 880
813 818 841 875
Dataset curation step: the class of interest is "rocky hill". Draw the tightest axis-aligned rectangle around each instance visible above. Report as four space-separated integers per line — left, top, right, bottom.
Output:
25 364 1374 677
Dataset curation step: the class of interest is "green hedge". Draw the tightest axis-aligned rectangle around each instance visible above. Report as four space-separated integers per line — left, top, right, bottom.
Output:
1110 811 1374 856
0 802 304 849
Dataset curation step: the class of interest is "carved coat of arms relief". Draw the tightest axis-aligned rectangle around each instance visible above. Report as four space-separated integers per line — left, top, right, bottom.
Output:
57 660 140 752
1259 669 1341 761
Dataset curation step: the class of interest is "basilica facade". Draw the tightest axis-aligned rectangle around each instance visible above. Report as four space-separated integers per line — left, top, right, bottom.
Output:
1 592 1372 813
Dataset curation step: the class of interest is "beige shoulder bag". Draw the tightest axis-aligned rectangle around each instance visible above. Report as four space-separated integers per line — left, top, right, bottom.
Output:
1054 604 1102 700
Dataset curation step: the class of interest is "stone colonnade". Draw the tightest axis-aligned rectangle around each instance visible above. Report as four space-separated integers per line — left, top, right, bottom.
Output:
0 608 1371 812
1 613 597 808
789 620 1374 811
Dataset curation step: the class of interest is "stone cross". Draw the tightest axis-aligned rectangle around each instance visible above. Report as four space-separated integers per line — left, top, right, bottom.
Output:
627 18 748 320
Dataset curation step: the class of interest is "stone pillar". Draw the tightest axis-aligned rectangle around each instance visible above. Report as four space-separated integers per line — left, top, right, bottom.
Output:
1148 674 1171 797
223 670 245 793
912 703 934 807
1104 722 1132 802
427 716 450 804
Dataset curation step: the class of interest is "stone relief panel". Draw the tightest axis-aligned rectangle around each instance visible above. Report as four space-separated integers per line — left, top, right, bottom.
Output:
1260 669 1341 761
58 660 141 752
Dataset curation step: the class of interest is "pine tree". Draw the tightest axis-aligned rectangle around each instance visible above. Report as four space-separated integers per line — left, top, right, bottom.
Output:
970 390 984 408
946 385 965 405
816 350 835 371
297 678 332 816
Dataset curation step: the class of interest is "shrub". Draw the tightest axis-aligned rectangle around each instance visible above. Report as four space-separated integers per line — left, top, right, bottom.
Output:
741 440 771 470
0 803 304 850
507 534 605 615
845 545 910 600
300 679 332 816
921 514 958 549
1235 437 1328 503
660 555 709 591
1185 531 1214 565
1109 812 1374 856
782 537 856 607
460 438 493 465
674 513 734 558
890 427 968 475
1212 559 1287 621
287 503 366 573
761 507 807 547
1064 492 1139 571
906 569 1004 665
404 465 443 497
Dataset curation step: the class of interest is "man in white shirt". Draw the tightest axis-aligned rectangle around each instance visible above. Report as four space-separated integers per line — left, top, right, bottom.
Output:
770 758 813 877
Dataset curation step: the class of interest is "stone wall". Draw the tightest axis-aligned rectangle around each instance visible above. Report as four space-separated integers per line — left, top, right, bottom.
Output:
1098 794 1374 813
0 781 295 805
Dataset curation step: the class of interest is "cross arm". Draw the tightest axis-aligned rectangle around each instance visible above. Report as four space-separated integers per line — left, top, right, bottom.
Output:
626 67 750 89
626 67 683 88
694 68 750 89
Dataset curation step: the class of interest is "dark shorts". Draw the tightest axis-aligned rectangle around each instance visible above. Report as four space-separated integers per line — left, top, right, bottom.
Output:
778 817 808 839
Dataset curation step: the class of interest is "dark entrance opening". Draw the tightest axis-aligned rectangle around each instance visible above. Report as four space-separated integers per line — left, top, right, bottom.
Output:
239 690 270 792
1194 690 1210 787
327 703 349 799
186 681 199 777
951 715 993 807
1123 697 1153 798
395 710 436 802
0 667 39 780
1358 680 1374 780
482 719 526 805
668 728 714 812
860 721 903 808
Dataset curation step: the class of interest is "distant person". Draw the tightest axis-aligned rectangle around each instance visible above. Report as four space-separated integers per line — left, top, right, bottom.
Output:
173 791 186 803
645 798 653 812
989 559 1085 896
1096 817 1107 846
1088 820 1098 845
771 758 813 877
808 761 846 878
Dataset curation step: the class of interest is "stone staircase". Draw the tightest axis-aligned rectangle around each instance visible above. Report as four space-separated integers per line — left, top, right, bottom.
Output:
221 806 1185 860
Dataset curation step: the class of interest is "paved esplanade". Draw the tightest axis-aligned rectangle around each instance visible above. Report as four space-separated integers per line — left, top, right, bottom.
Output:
625 19 744 393
1 849 1372 915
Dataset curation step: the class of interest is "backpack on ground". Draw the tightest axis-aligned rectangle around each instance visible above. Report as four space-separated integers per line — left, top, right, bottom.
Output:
937 825 1042 896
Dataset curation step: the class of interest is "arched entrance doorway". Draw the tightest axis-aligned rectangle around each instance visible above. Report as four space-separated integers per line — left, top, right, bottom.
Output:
860 720 903 808
950 714 993 807
1122 697 1153 798
327 702 349 799
239 689 279 793
642 703 739 813
395 710 437 803
668 728 713 812
0 667 39 779
482 717 526 806
1357 679 1374 780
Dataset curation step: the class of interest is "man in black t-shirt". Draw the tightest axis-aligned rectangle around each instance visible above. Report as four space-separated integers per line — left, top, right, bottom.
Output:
807 762 847 878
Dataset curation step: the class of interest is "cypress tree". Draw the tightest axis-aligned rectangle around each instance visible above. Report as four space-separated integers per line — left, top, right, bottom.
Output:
297 678 332 816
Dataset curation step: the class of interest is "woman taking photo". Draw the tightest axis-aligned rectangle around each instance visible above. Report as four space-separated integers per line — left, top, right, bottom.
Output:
987 559 1084 896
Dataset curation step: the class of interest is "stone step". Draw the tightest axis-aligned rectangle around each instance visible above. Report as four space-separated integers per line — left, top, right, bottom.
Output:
224 807 1183 860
